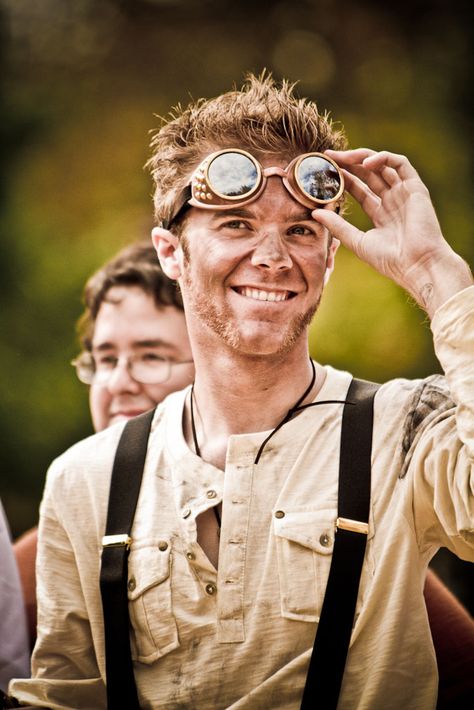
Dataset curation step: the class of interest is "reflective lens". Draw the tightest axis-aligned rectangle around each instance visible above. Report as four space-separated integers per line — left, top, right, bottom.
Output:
296 155 342 201
207 151 260 198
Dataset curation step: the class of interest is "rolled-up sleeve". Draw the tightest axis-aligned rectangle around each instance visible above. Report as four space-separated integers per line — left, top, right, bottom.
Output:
410 286 474 556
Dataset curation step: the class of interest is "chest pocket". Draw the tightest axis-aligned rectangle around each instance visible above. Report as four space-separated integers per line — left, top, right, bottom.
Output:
273 509 375 623
127 543 180 664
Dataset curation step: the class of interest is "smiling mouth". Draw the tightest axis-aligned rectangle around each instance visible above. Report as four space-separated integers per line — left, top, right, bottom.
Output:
233 286 295 302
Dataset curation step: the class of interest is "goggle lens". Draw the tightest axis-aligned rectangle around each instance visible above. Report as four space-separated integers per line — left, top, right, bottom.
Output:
208 151 259 198
296 155 342 201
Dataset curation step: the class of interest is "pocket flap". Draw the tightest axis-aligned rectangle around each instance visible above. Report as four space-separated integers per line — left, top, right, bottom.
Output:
274 508 374 555
127 544 171 600
273 509 336 554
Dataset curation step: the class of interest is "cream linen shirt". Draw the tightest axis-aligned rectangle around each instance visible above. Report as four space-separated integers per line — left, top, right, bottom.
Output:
10 287 474 710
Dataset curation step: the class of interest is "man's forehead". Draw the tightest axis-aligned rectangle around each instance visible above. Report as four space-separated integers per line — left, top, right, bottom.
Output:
96 285 176 320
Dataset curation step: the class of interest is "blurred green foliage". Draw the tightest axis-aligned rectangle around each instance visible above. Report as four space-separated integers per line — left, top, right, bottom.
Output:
0 0 472 540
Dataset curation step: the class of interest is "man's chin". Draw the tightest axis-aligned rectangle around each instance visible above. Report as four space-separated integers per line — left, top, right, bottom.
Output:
231 320 312 357
107 411 144 427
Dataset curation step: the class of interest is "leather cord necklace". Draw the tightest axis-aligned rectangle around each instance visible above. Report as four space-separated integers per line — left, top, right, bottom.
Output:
189 359 348 528
190 358 346 465
190 359 317 462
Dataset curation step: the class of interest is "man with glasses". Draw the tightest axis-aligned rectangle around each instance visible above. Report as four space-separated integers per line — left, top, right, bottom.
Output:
8 74 474 709
73 239 194 432
12 239 195 649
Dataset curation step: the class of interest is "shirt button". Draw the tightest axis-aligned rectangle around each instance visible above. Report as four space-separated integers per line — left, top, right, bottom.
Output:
205 582 217 596
182 508 191 519
186 551 196 561
320 533 331 547
127 577 136 592
158 541 168 551
206 490 217 499
275 510 285 519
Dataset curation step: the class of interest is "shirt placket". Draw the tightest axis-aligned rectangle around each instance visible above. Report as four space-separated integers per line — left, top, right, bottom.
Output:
216 447 255 644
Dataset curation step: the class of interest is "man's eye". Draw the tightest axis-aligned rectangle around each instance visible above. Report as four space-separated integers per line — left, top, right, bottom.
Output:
96 356 116 369
288 225 313 236
141 353 166 363
222 219 248 230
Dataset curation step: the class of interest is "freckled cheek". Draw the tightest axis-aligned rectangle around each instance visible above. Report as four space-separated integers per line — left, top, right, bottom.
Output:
297 249 329 272
190 243 248 281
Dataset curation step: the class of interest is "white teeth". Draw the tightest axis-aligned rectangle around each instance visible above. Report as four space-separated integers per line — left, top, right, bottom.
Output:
240 287 288 302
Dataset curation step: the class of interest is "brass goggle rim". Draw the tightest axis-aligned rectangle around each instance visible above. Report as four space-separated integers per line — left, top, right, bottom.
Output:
292 153 344 204
195 148 263 202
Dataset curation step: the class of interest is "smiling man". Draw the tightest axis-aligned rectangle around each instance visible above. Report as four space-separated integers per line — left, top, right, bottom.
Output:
7 74 474 710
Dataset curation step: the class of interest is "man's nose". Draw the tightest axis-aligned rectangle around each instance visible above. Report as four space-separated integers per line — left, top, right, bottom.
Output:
250 229 293 271
105 360 141 395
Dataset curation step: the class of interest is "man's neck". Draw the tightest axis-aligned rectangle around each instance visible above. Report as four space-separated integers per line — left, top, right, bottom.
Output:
183 343 325 469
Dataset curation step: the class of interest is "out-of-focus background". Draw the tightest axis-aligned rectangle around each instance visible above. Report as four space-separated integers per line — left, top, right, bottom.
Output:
0 0 472 610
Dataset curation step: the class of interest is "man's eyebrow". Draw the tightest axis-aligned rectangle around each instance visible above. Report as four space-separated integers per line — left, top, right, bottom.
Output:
210 208 254 221
133 339 175 349
288 209 315 222
211 207 315 222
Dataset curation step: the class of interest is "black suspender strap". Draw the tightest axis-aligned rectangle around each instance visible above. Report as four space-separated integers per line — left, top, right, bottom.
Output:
99 408 155 710
98 378 378 709
301 377 379 709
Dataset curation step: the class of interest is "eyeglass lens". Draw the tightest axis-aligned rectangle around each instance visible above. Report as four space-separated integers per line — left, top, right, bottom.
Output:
208 152 259 197
93 357 171 385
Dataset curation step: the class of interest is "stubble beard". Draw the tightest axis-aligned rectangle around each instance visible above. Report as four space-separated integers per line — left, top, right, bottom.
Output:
181 239 321 356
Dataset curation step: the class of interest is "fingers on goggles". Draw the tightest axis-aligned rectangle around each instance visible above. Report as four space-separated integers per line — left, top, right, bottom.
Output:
162 149 344 229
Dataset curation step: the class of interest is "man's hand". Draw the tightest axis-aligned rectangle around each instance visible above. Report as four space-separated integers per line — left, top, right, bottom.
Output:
312 148 473 318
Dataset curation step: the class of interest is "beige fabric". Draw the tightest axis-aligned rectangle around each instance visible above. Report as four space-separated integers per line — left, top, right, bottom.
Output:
10 286 474 710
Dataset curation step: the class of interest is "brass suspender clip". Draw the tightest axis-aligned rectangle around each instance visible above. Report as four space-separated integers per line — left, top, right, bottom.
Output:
336 517 369 535
102 534 132 549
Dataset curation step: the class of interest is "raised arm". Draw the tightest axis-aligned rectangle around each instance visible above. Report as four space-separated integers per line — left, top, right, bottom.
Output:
312 148 473 319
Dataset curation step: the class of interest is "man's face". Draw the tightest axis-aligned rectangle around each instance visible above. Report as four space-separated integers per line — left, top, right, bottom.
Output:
156 155 338 358
89 285 194 431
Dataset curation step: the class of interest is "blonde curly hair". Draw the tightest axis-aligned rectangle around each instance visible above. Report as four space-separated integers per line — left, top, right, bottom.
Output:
146 71 347 228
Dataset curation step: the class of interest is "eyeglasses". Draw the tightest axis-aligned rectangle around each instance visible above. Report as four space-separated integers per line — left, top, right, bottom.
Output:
162 148 344 229
72 351 194 386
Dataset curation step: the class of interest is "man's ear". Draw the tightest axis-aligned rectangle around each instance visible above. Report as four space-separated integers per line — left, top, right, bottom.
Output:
151 227 183 280
323 237 340 286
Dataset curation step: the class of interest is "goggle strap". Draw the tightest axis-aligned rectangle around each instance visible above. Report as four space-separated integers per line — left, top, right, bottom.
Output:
162 185 192 230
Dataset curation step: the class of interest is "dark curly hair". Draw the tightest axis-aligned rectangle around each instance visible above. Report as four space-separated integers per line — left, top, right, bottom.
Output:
77 240 183 352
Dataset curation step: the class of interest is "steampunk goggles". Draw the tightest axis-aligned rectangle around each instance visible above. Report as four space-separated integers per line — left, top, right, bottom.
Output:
162 149 344 229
